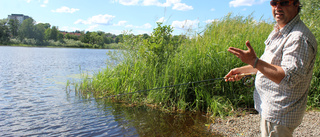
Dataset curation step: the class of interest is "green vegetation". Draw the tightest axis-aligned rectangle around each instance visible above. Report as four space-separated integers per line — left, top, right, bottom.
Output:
1 17 157 49
74 8 320 117
300 0 320 109
74 14 265 116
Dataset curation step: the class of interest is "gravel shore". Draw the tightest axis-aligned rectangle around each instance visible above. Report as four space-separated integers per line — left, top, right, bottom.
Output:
210 111 320 137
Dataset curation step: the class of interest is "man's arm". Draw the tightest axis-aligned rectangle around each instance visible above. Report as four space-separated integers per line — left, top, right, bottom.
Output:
225 40 285 84
253 58 285 84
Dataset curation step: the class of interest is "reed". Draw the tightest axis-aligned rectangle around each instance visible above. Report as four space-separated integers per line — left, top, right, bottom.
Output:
74 13 320 117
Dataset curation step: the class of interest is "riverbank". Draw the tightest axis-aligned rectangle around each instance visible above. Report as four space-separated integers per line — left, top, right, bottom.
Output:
210 110 320 136
3 38 123 49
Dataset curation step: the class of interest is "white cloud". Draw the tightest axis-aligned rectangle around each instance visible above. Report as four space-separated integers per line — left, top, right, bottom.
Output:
162 0 182 7
156 17 165 23
74 14 115 25
142 23 152 29
210 8 215 11
125 23 152 29
204 19 219 24
171 19 199 30
118 0 140 5
113 21 128 26
114 0 193 11
172 3 193 11
41 0 49 7
142 0 162 6
52 6 80 13
60 26 81 32
86 25 100 32
25 0 49 7
229 0 267 7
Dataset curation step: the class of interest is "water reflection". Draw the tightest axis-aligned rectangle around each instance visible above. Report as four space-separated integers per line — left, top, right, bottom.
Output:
95 99 217 137
0 46 217 136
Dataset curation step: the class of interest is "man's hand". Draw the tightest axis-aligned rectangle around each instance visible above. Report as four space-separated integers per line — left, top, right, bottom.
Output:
224 68 243 82
227 40 257 67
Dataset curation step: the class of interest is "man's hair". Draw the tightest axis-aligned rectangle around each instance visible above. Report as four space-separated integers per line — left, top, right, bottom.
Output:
293 0 302 13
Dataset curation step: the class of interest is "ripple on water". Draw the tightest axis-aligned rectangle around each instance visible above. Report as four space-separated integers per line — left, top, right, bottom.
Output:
0 47 213 136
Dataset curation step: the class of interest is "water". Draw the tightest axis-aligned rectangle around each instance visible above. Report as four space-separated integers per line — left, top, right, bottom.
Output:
0 46 213 136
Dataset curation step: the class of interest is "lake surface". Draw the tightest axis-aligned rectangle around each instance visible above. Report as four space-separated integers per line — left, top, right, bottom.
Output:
0 46 213 136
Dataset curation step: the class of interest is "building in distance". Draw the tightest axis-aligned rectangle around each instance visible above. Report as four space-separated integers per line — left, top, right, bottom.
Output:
7 14 32 25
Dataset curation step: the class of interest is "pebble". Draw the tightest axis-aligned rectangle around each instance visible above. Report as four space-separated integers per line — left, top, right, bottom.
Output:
210 111 320 136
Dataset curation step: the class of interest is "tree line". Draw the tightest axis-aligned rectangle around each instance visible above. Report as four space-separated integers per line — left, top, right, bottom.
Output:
0 17 186 49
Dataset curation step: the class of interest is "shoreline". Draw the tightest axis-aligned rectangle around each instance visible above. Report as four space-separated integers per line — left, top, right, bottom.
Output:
209 110 320 136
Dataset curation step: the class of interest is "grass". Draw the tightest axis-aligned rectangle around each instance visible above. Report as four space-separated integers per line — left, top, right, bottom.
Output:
73 13 320 117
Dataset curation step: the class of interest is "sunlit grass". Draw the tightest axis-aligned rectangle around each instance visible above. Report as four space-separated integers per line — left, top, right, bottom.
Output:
74 13 320 117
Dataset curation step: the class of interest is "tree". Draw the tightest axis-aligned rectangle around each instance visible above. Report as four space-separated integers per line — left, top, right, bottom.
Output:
18 18 35 40
8 19 19 37
44 26 60 41
80 31 91 44
44 28 51 40
142 33 150 39
115 34 123 43
142 22 177 66
0 19 10 44
50 26 58 41
34 23 46 44
37 23 51 30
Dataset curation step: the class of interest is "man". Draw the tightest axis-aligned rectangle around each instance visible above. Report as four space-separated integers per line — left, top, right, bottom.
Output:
224 0 317 136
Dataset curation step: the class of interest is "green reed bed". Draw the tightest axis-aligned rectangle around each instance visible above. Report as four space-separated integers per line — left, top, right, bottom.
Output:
74 13 320 117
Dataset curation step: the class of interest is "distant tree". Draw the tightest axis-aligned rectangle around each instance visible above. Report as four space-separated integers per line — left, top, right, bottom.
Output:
44 28 51 40
105 33 113 37
142 33 150 39
80 31 91 44
97 31 105 36
115 34 123 43
115 37 120 43
44 26 60 41
57 32 63 41
0 19 10 44
34 23 46 44
18 18 35 40
65 33 79 40
104 37 111 44
89 32 103 46
50 26 58 41
37 23 51 30
8 19 19 37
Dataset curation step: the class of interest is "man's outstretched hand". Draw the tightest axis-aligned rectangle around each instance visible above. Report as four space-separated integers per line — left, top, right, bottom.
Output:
227 40 257 67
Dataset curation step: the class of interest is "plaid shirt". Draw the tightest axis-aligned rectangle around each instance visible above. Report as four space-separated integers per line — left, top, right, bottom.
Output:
254 15 318 128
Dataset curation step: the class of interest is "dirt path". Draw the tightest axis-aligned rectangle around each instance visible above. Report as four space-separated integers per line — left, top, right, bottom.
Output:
210 111 320 136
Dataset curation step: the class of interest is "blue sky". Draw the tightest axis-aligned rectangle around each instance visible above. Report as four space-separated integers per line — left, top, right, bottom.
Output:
0 0 274 35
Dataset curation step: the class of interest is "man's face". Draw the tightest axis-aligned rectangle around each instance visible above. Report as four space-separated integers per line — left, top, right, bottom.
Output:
271 0 299 28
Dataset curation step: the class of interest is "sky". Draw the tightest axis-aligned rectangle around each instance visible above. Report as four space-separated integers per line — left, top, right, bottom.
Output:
0 0 274 35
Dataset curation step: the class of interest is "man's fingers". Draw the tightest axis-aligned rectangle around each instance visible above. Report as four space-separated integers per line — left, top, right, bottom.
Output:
228 47 243 55
245 40 254 51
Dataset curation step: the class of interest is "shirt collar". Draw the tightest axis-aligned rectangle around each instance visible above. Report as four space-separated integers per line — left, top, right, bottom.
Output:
274 15 300 37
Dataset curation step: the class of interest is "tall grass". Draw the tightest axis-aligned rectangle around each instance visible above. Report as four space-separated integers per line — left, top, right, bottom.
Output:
74 13 320 117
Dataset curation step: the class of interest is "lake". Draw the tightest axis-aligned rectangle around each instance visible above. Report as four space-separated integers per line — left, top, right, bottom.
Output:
0 46 213 136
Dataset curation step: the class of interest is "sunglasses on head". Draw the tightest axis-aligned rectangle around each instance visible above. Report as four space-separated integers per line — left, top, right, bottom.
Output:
270 0 294 7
